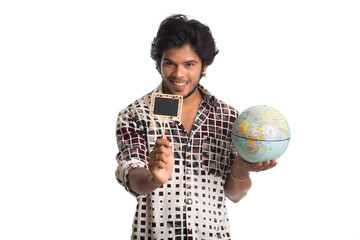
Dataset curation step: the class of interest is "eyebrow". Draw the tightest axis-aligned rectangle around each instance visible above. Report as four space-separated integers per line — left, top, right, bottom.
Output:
185 60 199 64
163 58 199 64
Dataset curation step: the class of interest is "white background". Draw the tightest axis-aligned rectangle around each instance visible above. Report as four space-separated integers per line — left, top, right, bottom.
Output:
1 0 359 239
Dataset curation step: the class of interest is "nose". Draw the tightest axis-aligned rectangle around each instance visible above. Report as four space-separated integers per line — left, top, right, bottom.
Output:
172 65 185 79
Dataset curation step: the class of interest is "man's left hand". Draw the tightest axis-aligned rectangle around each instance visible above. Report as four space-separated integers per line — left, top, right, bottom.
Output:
233 155 278 173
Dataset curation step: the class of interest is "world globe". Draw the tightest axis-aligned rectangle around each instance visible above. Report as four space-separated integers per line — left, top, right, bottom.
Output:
231 105 291 163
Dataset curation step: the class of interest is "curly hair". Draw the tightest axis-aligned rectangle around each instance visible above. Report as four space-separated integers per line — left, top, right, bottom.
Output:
151 14 219 71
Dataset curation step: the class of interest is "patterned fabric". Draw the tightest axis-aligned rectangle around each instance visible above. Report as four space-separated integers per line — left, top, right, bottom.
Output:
116 84 239 240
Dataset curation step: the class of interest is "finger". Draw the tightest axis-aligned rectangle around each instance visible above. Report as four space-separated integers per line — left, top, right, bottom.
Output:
155 138 171 148
155 159 167 169
246 161 264 172
152 145 171 157
262 161 271 168
149 159 167 170
252 159 278 172
249 162 262 171
159 145 171 157
270 159 278 167
154 153 171 165
262 159 277 170
150 151 165 164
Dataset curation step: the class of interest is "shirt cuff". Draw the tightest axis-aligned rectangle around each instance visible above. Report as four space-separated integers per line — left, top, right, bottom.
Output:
116 159 148 198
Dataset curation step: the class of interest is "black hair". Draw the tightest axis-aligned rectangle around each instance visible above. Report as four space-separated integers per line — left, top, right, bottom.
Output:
151 14 219 72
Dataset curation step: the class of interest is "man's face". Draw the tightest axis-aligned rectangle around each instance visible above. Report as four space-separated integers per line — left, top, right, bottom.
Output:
158 44 207 99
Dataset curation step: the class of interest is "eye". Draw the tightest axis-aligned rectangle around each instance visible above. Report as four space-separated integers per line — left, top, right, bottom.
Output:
164 61 174 66
186 63 195 67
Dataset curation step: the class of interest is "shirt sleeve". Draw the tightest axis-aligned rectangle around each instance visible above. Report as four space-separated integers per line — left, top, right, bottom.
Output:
115 107 149 197
226 106 240 180
227 143 238 179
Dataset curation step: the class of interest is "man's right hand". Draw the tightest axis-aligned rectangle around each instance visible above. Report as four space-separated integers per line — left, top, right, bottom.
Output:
149 138 174 186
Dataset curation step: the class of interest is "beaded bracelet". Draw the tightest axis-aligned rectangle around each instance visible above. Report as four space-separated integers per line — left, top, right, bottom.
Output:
230 172 250 182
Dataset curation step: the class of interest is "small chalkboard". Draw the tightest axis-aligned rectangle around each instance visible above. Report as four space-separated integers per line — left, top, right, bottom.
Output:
150 93 183 121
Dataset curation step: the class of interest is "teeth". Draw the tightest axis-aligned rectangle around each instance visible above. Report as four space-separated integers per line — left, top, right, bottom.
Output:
174 82 186 86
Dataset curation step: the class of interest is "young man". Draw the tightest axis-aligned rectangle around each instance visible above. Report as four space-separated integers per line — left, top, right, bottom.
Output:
115 14 277 239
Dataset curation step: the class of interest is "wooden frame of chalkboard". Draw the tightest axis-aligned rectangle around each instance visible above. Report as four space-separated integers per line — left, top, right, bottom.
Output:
150 92 183 121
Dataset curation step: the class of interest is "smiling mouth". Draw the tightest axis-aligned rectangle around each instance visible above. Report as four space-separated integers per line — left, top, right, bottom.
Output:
173 82 186 87
169 79 188 87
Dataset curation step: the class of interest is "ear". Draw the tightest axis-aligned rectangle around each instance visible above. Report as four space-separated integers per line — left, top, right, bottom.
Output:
202 65 208 75
156 60 161 73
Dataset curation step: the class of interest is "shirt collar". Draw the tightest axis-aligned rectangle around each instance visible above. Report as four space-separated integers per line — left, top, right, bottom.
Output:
198 84 218 108
153 83 218 109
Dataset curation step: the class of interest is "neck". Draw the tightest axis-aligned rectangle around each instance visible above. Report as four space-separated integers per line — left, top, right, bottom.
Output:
183 87 202 107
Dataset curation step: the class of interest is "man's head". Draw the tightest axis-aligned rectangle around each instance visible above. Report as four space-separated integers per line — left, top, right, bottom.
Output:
151 15 218 98
151 14 219 77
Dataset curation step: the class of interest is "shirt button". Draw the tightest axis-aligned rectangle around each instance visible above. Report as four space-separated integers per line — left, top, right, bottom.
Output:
186 169 192 174
186 198 193 205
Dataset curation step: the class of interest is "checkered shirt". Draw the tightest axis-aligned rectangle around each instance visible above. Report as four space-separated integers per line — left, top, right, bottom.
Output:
116 84 239 240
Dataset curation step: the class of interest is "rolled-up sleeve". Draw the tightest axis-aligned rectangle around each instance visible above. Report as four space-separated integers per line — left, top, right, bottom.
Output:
115 107 149 197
